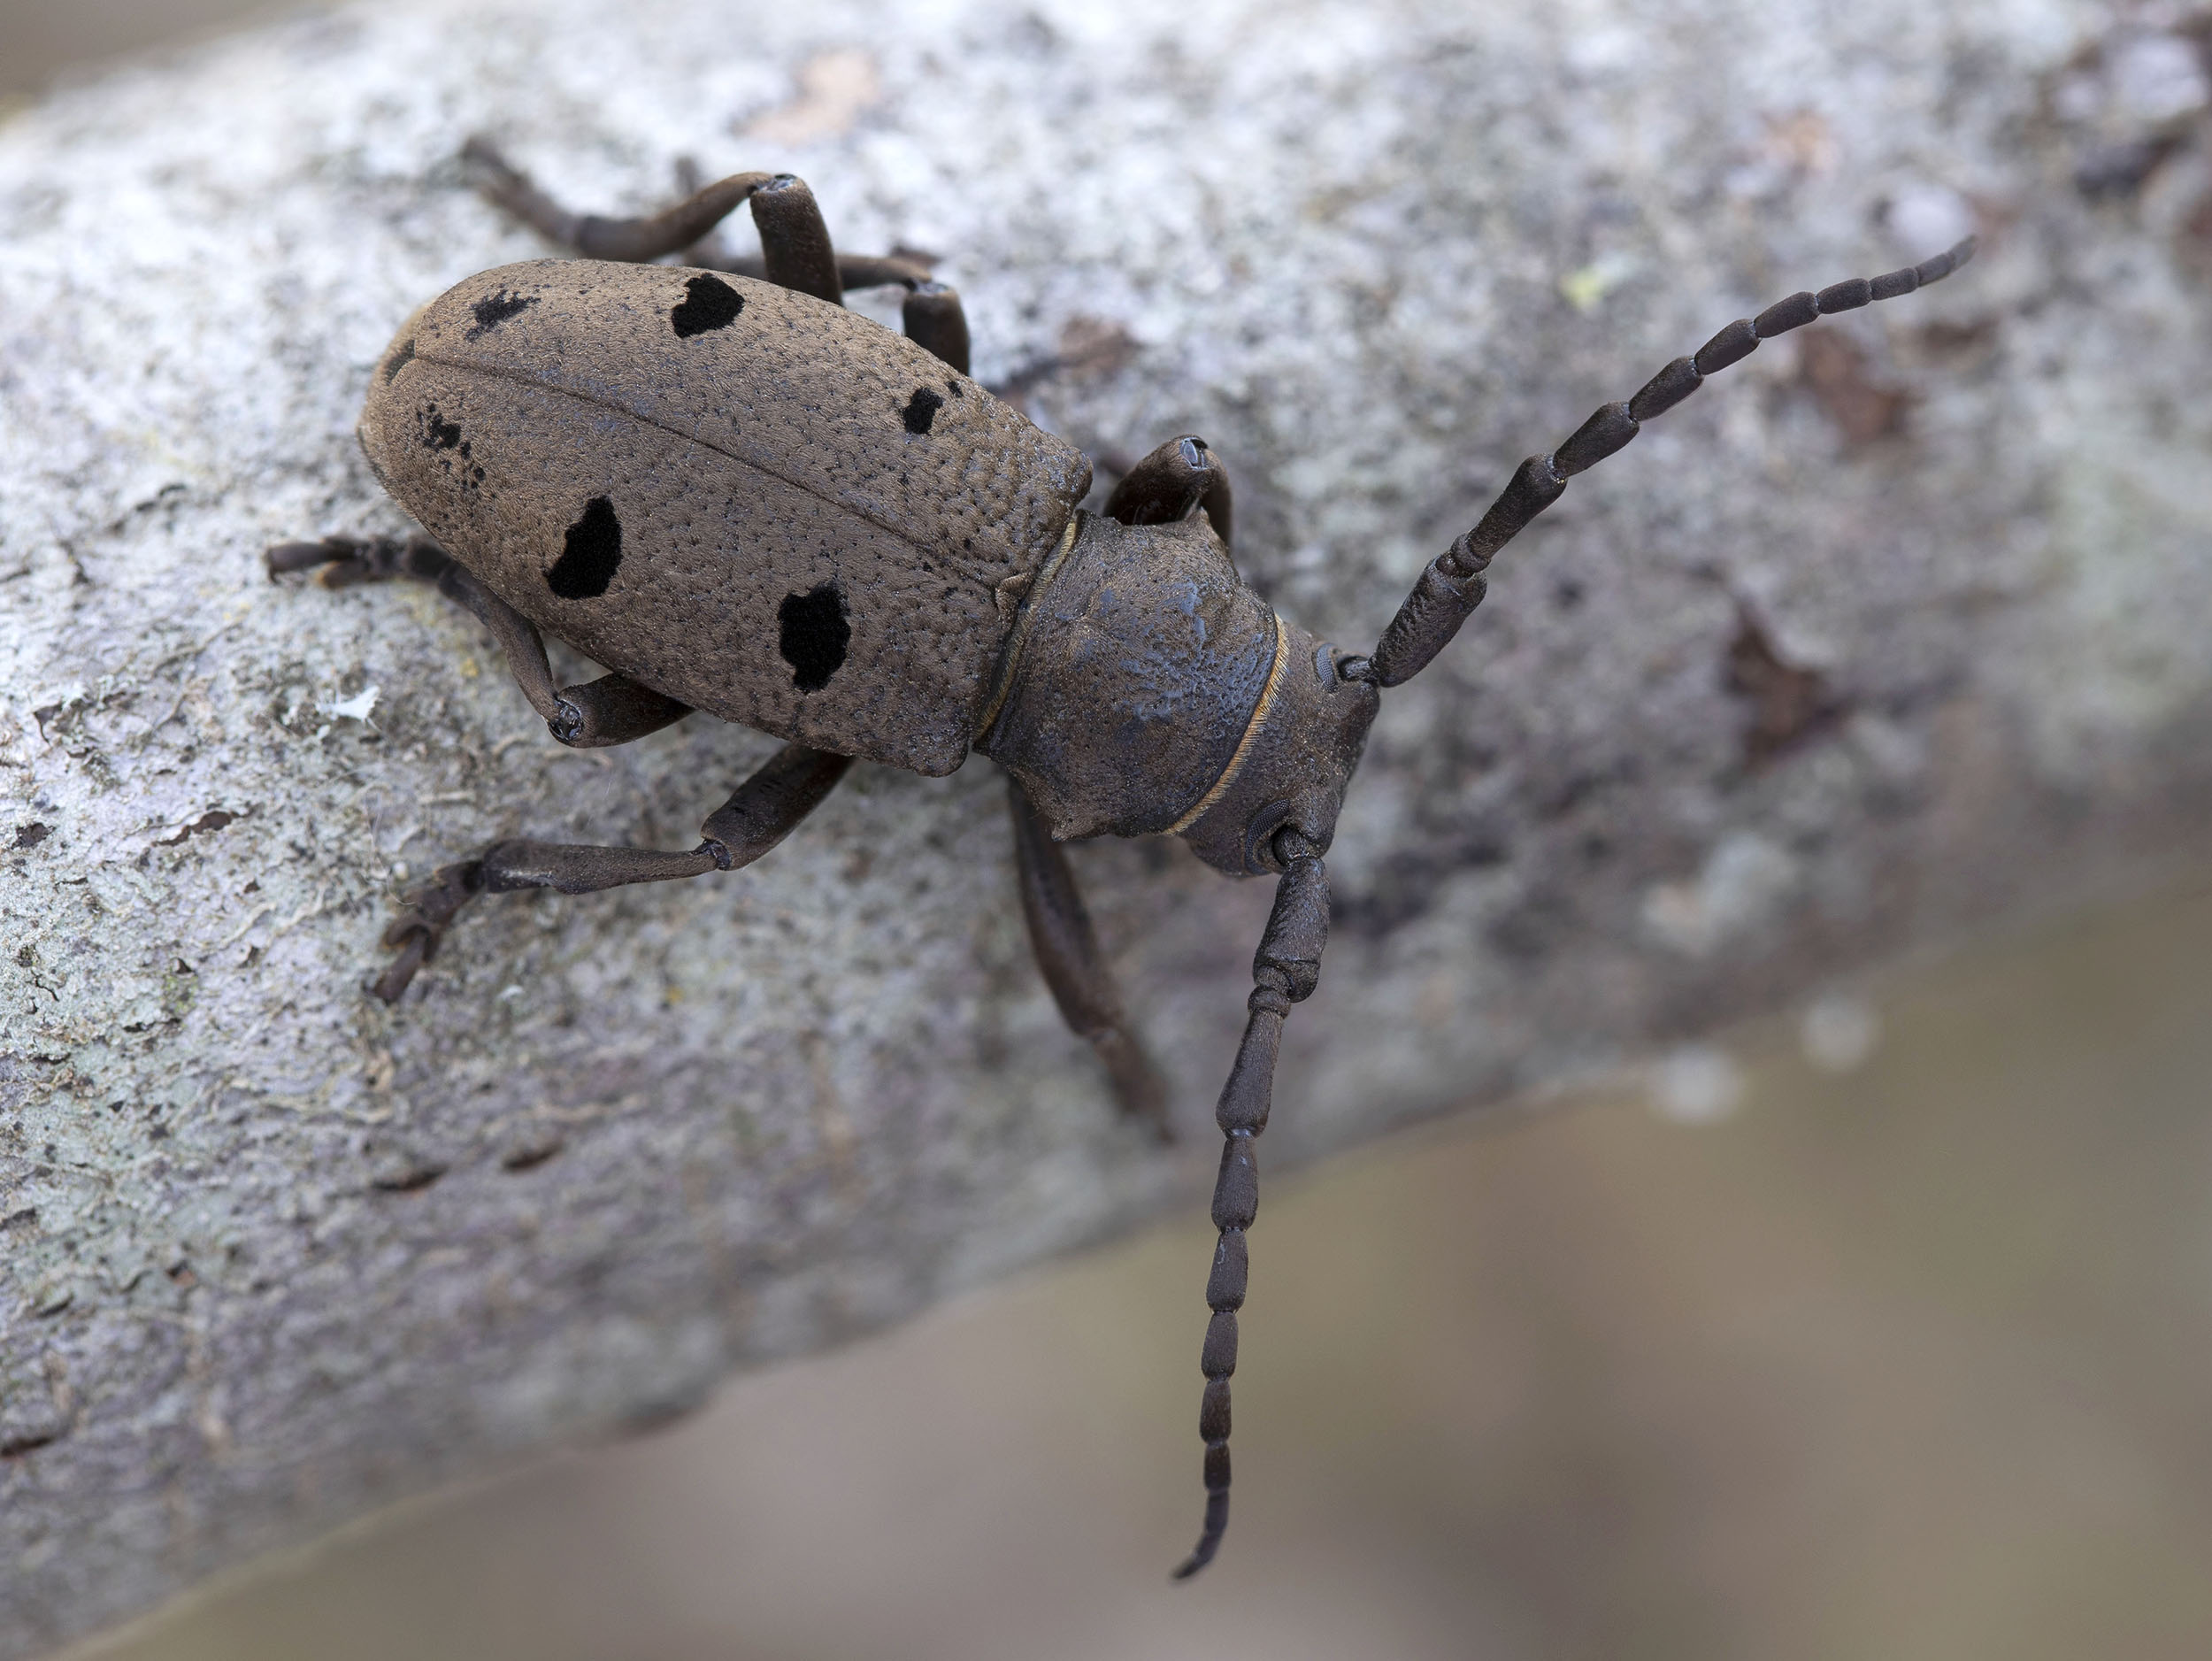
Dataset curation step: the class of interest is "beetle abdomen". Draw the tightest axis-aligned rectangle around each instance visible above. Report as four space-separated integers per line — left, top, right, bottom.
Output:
358 260 1091 775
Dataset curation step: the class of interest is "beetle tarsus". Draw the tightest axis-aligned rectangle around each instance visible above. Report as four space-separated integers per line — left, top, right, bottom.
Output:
371 930 433 1004
371 748 850 998
374 857 487 1001
1091 1028 1172 1142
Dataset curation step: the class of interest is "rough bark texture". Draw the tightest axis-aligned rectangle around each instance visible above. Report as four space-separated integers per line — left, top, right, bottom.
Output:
4 0 2210 1651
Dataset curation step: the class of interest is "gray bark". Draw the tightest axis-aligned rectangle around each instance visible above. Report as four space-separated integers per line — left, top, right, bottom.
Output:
4 0 2209 1651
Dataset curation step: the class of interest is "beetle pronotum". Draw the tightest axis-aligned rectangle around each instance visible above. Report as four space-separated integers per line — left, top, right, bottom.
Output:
270 140 1973 1576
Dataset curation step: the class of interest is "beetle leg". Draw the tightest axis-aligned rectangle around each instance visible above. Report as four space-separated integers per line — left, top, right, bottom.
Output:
469 141 971 352
746 176 843 304
898 281 971 375
1171 831 1329 1580
375 743 852 1002
669 156 734 270
463 138 842 304
463 137 776 264
433 565 694 747
674 241 969 371
267 536 690 749
1103 436 1233 551
1006 776 1170 1138
266 531 449 587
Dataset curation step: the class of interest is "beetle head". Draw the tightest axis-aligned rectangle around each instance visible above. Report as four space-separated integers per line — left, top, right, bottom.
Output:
1177 621 1379 876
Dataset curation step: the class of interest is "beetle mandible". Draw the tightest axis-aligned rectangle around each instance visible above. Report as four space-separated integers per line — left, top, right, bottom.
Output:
268 138 1976 1578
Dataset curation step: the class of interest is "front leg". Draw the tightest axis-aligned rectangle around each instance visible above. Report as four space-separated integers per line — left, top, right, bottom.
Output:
1008 776 1170 1136
1104 435 1233 550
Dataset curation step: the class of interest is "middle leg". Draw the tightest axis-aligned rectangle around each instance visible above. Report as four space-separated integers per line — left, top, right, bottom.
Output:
468 141 972 370
670 154 971 372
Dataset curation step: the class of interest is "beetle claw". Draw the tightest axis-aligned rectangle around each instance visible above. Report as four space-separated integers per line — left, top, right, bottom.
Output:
372 859 487 1000
371 928 434 1003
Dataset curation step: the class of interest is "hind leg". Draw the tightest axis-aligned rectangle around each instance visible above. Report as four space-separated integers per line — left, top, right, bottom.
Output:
378 742 853 1001
266 534 689 749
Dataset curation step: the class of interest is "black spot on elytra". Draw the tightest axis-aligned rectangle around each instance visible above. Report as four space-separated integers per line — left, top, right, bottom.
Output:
902 387 946 434
383 338 415 382
466 289 537 338
671 273 743 338
548 496 622 600
779 582 850 691
419 404 462 450
12 823 48 851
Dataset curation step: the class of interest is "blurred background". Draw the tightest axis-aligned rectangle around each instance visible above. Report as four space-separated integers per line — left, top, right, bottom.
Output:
55 872 2212 1661
12 5 2212 1659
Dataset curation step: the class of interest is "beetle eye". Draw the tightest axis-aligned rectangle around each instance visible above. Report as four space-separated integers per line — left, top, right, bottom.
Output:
1242 800 1294 873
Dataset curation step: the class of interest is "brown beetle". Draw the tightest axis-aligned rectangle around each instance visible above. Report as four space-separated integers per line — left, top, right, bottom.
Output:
269 139 1975 1578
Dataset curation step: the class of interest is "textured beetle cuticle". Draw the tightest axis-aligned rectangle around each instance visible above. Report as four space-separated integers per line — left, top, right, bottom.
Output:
1161 613 1291 838
419 405 462 450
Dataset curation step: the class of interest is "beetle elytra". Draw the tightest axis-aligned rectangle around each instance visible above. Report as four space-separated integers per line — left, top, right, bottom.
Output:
269 139 1975 1577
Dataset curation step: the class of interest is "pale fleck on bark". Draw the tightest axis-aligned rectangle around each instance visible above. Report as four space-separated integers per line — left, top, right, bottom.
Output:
4 0 2209 1652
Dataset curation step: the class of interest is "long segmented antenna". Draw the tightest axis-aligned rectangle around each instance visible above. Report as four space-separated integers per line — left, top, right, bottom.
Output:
1348 236 1978 689
1172 832 1330 1580
1169 235 1978 1580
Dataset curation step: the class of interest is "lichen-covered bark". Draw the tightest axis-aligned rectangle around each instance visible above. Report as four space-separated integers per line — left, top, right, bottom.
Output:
4 0 2208 1652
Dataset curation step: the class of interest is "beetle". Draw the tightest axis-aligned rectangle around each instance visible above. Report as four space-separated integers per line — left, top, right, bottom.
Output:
268 138 1975 1577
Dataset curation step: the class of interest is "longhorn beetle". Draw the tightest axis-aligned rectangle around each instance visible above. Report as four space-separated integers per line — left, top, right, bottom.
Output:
268 139 1975 1578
